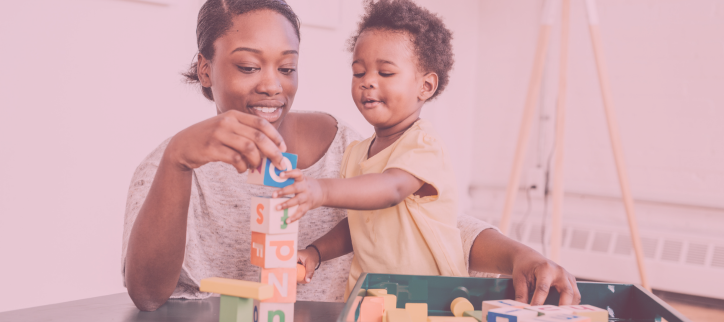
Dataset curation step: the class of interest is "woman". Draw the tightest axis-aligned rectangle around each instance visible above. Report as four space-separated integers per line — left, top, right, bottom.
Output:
123 0 580 311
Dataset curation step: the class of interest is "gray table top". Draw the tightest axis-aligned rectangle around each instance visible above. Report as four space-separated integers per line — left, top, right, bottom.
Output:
0 293 344 322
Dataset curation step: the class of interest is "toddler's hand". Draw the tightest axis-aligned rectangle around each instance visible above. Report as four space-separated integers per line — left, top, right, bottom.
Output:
272 169 324 223
297 248 320 284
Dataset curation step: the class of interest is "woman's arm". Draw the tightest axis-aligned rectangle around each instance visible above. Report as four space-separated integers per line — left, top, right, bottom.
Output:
273 168 425 222
125 111 286 311
468 228 581 306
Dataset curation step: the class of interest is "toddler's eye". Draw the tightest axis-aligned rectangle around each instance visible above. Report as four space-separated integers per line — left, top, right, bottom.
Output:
279 68 296 75
379 72 394 77
238 66 259 74
353 72 365 78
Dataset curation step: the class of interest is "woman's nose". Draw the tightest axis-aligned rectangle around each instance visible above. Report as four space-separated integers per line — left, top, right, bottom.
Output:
256 70 282 96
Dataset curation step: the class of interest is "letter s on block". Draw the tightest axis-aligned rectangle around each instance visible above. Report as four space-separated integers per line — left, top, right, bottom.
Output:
256 204 264 224
270 240 294 261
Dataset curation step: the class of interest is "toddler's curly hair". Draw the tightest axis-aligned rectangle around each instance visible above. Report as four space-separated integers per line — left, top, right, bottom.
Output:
348 0 454 100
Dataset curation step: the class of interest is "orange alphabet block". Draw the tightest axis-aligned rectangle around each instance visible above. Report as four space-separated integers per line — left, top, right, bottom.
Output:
359 297 385 322
260 267 297 303
251 231 298 268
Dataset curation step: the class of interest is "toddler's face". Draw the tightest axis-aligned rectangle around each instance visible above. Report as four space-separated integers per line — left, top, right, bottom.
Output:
351 29 424 129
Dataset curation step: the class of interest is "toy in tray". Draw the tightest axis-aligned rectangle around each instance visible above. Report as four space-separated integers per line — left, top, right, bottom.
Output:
200 163 304 322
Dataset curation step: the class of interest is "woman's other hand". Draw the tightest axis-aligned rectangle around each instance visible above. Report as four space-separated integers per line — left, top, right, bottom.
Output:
511 251 581 306
165 110 288 173
297 248 320 284
271 169 325 223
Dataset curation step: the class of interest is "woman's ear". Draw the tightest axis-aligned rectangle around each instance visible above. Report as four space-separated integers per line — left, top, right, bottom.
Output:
197 53 212 88
418 72 439 102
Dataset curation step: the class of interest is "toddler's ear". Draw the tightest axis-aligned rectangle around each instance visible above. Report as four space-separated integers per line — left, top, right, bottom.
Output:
418 72 439 102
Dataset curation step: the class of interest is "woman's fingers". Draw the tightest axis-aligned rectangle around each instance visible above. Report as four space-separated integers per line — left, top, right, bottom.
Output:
530 267 555 306
512 272 531 305
555 277 576 306
214 145 249 173
229 111 288 168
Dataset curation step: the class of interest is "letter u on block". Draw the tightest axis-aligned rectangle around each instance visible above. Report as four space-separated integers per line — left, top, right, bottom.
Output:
261 267 297 303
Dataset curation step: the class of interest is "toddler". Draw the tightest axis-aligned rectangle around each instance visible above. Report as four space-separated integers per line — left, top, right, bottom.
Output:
272 0 466 293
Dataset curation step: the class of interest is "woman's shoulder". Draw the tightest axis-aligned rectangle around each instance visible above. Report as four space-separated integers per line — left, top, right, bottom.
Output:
291 110 364 147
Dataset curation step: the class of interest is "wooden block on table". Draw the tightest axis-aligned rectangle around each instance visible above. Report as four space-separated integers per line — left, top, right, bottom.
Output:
482 300 529 318
254 301 294 322
375 294 397 312
359 297 385 322
250 197 299 235
250 231 298 268
427 317 478 322
486 307 538 322
247 153 298 188
531 314 590 322
463 310 483 321
199 277 273 300
558 305 607 322
451 297 474 317
405 303 428 322
260 267 297 303
386 308 412 322
219 295 254 322
525 305 573 316
367 289 388 297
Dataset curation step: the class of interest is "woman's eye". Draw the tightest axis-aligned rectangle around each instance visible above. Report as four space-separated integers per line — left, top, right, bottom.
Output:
238 66 259 73
353 72 365 78
379 72 394 77
279 68 296 75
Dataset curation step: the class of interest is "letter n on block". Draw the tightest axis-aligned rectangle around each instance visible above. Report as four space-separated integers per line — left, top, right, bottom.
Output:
254 301 294 322
261 268 297 303
251 231 298 268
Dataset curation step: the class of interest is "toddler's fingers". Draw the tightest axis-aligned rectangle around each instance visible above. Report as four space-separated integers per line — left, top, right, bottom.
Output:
280 169 304 180
277 196 302 211
272 184 302 198
288 203 310 223
303 260 316 283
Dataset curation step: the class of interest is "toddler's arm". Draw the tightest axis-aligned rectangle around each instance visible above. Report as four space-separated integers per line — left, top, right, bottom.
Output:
296 218 353 284
272 168 426 223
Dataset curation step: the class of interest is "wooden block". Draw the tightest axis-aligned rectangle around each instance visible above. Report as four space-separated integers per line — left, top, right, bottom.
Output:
359 297 385 322
463 311 483 321
427 317 478 322
386 309 412 322
250 197 299 235
296 263 305 283
254 301 294 322
486 307 538 322
531 314 590 322
405 303 428 322
260 267 297 303
376 294 397 312
219 295 254 322
525 305 573 316
199 277 273 300
559 305 607 322
250 231 298 268
247 153 298 188
451 297 474 317
367 289 388 297
482 300 529 318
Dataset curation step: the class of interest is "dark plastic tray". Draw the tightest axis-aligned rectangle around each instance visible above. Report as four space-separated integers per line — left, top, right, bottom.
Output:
338 273 690 322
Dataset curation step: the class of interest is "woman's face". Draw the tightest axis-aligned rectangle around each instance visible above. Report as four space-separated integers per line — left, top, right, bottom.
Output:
202 10 300 127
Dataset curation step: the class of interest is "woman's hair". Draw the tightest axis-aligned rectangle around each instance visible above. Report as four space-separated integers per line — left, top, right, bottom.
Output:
348 0 454 101
183 0 301 101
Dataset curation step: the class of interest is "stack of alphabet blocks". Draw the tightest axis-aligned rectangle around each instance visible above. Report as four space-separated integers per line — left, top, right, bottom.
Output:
200 153 300 322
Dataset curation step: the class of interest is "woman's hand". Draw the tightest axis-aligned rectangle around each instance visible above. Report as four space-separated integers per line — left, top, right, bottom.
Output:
510 250 581 306
271 169 325 223
297 248 320 284
165 110 287 173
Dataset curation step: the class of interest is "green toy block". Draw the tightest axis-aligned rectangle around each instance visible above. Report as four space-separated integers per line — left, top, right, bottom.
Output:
219 295 254 322
463 310 484 321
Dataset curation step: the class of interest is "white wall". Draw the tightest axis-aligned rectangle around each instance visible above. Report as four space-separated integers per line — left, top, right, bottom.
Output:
0 0 480 312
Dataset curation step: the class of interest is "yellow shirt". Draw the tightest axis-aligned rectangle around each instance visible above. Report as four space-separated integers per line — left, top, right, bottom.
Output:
341 119 468 297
